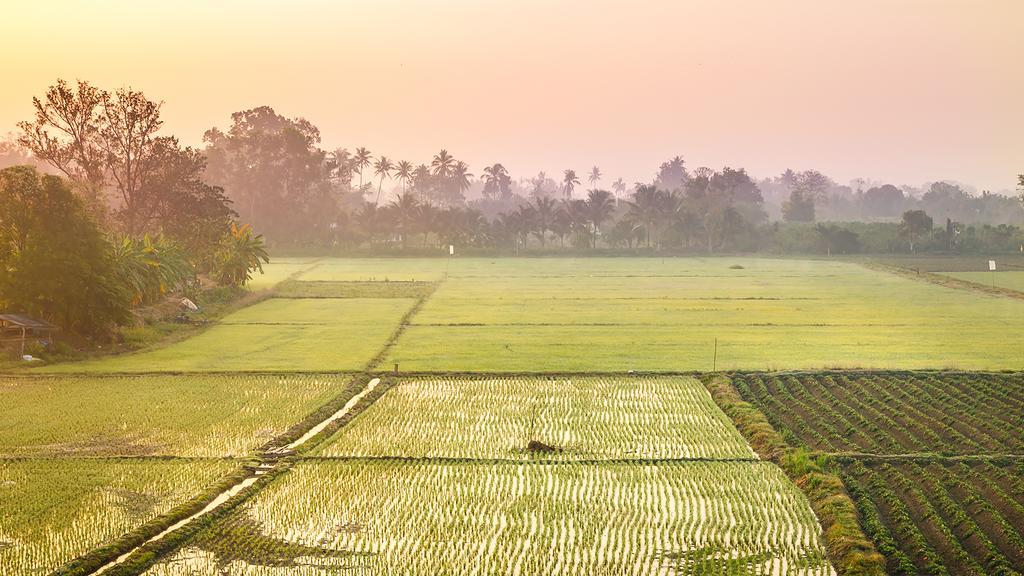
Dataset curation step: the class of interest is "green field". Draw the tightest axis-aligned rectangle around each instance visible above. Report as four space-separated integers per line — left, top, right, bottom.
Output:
381 258 1024 371
0 458 237 575
244 257 323 291
145 460 832 576
0 374 354 457
43 298 414 373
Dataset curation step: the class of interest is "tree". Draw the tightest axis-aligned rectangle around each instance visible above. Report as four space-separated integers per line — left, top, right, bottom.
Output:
530 197 558 246
585 189 616 247
215 223 269 286
655 156 688 191
0 167 128 335
627 185 665 247
449 161 474 207
431 149 455 178
388 191 420 247
17 80 108 211
899 209 933 252
612 178 627 198
395 160 414 193
562 169 580 199
782 190 815 222
482 163 512 200
135 138 236 260
588 166 602 189
110 235 192 305
862 184 904 219
373 156 394 206
19 80 169 233
353 147 372 190
203 106 335 242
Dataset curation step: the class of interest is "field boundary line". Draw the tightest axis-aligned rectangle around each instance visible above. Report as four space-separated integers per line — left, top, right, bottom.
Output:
365 279 443 371
862 260 1024 301
298 455 763 465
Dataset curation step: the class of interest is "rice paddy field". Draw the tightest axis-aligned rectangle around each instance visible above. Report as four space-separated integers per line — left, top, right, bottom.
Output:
4 257 1024 575
0 374 356 457
146 460 833 576
0 458 238 575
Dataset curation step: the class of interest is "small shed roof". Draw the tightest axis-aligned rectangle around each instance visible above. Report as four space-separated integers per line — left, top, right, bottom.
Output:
0 314 58 330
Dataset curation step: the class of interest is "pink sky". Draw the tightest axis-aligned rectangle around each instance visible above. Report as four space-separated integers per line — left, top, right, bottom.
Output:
3 0 1022 192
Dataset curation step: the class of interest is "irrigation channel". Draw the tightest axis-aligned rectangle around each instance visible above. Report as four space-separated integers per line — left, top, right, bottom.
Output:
90 377 383 575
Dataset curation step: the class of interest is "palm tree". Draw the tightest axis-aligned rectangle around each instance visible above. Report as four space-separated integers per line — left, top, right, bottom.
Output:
388 191 420 247
450 161 474 205
563 169 580 199
562 198 590 247
531 197 558 246
395 160 414 193
481 163 509 199
353 147 373 190
588 166 602 189
627 185 665 248
612 178 626 198
585 189 616 248
373 156 395 206
431 149 455 178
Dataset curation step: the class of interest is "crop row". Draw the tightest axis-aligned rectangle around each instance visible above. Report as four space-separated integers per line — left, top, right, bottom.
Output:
316 377 756 460
732 372 1024 455
144 460 834 576
840 459 1024 576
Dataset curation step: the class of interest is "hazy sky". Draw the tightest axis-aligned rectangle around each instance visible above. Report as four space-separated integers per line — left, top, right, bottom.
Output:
3 0 1022 192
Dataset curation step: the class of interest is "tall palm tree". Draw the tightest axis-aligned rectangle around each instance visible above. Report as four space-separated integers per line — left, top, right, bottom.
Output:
353 147 373 190
388 191 420 247
450 161 474 205
481 163 509 199
394 160 414 193
588 166 602 189
531 196 558 246
562 198 590 246
627 185 665 248
585 189 616 248
431 149 455 178
612 178 626 198
562 169 580 199
373 156 395 206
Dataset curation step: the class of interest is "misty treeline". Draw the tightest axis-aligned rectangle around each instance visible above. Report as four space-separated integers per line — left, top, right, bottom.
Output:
3 79 1024 260
0 80 270 337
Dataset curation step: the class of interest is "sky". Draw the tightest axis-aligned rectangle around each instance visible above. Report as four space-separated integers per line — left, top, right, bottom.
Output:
2 0 1022 193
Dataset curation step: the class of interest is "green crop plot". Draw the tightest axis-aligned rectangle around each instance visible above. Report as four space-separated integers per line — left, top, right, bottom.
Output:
0 374 354 457
0 458 236 575
43 298 414 373
245 257 322 291
316 376 754 460
383 258 1024 371
144 460 833 576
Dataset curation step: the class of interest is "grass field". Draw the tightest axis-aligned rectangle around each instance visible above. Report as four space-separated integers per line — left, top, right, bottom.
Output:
731 372 1024 574
0 374 355 457
0 458 237 575
42 298 414 373
373 258 1024 371
244 258 323 291
315 376 755 460
144 460 834 576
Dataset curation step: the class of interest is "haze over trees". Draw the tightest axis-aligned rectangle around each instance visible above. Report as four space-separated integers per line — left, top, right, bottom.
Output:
3 78 1023 262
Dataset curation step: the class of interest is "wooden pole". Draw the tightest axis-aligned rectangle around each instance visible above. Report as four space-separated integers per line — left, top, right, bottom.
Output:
20 326 26 356
713 338 718 371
